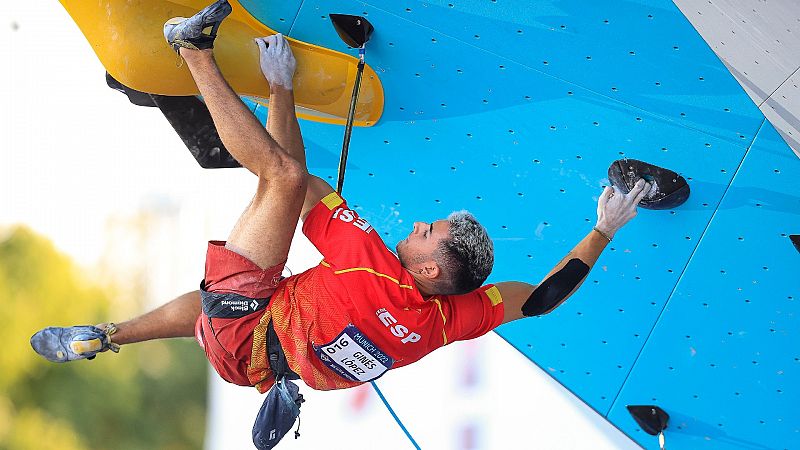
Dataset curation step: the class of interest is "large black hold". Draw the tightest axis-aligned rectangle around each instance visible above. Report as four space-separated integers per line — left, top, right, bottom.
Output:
106 72 157 107
608 158 690 209
105 72 240 169
149 95 241 169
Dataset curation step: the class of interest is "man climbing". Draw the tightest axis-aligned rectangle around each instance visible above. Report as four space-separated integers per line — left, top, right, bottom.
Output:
31 0 653 444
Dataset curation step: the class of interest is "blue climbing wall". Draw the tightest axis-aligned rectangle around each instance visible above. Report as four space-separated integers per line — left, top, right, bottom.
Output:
246 0 800 448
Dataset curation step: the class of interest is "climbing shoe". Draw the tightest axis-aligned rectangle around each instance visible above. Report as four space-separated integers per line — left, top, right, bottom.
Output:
164 0 232 53
30 323 120 363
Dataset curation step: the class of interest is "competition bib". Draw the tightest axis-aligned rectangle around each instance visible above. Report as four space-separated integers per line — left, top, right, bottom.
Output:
314 324 394 382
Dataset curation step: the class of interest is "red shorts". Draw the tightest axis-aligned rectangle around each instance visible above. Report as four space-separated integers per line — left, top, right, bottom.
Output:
194 241 284 386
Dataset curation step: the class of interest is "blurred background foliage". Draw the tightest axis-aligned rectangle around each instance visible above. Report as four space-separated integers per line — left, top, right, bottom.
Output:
0 226 207 450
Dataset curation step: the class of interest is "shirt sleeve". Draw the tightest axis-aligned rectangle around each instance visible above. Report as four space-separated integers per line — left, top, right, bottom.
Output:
302 192 383 266
437 285 505 344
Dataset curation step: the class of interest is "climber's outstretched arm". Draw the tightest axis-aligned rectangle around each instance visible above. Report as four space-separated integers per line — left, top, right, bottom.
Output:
497 179 652 324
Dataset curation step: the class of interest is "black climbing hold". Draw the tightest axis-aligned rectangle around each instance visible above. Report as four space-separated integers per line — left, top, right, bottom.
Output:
105 72 156 107
626 405 669 435
149 95 241 169
329 14 374 48
608 158 690 209
105 71 239 169
790 235 800 254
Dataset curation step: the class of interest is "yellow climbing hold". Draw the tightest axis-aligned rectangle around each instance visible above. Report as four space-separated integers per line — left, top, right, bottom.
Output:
58 0 384 127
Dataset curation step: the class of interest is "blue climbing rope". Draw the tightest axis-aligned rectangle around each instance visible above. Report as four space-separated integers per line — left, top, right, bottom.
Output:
369 381 422 449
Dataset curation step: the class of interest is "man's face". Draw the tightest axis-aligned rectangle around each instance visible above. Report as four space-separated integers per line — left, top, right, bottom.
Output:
396 220 451 268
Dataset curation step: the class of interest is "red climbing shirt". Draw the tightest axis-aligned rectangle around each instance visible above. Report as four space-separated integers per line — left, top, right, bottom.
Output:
264 192 505 391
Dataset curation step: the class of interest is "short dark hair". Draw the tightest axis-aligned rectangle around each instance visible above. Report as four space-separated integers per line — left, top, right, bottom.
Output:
434 211 494 295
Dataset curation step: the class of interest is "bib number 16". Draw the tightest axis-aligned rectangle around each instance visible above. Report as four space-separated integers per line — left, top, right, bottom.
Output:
326 338 349 354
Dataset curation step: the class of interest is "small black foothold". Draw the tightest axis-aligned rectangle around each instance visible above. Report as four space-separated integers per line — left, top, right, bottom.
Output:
790 235 800 254
627 405 669 435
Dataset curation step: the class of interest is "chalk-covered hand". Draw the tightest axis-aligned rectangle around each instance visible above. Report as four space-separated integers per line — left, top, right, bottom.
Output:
595 178 652 240
255 33 296 89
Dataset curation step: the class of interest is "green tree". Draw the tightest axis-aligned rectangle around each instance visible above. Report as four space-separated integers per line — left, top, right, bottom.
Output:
0 226 207 450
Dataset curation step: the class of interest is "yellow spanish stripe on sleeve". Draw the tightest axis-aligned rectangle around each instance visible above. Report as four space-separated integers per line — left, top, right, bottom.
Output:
432 298 448 345
485 286 503 306
321 192 344 210
332 267 415 290
320 260 331 268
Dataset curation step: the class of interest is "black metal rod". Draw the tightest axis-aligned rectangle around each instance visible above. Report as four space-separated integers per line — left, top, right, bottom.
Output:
336 58 365 195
